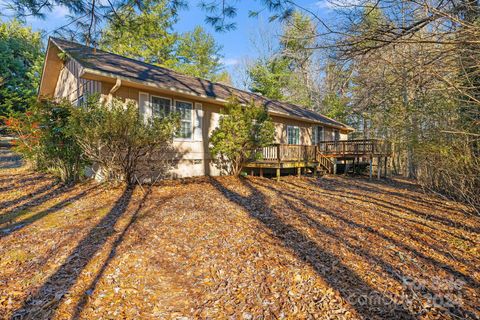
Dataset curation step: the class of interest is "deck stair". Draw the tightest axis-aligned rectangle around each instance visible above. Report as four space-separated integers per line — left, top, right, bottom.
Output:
245 139 390 178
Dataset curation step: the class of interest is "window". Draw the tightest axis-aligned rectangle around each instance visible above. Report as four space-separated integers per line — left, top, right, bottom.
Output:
312 126 324 145
151 96 171 117
334 129 340 141
175 100 193 139
287 126 300 145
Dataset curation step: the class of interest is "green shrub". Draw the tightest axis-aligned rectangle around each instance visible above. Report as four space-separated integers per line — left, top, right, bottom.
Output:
69 96 179 184
5 100 86 182
209 96 275 175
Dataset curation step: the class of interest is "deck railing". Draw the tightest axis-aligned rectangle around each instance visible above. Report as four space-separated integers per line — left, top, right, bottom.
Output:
254 144 318 162
318 139 391 156
252 139 391 163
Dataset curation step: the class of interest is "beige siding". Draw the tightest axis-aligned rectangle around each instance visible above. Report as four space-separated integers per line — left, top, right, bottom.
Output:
52 75 350 177
272 116 313 145
99 85 223 177
54 59 79 101
54 58 101 103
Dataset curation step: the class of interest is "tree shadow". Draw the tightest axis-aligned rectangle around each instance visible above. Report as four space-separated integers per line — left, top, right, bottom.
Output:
0 185 100 239
70 189 177 319
253 178 478 318
70 187 164 319
209 177 416 319
0 175 46 193
309 178 480 235
285 179 475 246
330 177 474 219
0 181 60 213
0 173 38 184
276 179 479 288
12 186 136 319
0 146 23 169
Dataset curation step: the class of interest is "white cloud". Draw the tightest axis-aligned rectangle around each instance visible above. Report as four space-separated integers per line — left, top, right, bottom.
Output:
51 5 70 18
220 57 239 67
315 0 335 9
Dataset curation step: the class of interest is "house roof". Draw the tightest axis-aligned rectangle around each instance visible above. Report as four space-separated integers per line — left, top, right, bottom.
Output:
49 37 353 131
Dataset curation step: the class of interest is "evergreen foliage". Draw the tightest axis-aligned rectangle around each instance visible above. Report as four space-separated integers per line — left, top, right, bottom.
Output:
5 100 86 182
209 97 275 176
248 11 316 108
100 2 227 82
0 20 43 117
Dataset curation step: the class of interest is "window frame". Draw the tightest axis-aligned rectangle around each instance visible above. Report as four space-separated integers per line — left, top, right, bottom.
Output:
312 125 324 145
173 99 194 141
150 95 173 118
334 129 340 141
287 125 300 145
150 95 195 141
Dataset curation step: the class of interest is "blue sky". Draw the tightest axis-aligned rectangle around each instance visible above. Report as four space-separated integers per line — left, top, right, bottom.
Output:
1 0 333 83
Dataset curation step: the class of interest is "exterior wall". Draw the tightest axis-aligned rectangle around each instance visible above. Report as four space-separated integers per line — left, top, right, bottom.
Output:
53 75 350 178
272 116 348 144
54 58 101 103
272 116 313 145
99 83 224 177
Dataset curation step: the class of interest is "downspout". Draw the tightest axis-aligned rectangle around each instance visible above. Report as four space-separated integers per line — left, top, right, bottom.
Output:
107 78 122 105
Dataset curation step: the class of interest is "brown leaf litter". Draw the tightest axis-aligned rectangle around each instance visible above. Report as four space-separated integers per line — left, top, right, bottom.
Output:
0 166 478 319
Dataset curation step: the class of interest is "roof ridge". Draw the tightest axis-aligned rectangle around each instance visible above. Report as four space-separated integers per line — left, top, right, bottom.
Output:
50 37 215 84
49 37 352 130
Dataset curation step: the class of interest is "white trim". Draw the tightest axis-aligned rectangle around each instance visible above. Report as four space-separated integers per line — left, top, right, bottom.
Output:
150 94 173 117
287 125 300 145
138 91 151 122
173 99 194 141
194 102 203 142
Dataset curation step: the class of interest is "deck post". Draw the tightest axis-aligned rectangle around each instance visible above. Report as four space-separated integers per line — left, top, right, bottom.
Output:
344 160 349 175
276 168 281 182
384 156 388 178
377 157 381 180
369 156 373 179
313 166 318 177
297 167 301 177
251 169 254 177
259 168 263 178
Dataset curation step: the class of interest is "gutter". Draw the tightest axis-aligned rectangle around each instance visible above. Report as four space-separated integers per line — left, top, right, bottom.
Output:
80 68 354 132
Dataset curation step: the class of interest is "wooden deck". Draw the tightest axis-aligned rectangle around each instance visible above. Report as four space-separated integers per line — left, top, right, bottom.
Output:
244 139 391 177
317 139 391 158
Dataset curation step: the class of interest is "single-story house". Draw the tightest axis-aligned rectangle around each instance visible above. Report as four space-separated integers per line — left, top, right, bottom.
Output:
39 37 389 179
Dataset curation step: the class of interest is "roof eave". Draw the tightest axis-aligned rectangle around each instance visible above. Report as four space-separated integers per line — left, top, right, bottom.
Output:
81 67 354 132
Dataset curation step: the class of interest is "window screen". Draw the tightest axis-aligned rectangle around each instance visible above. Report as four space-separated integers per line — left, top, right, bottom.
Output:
313 126 324 145
151 96 171 117
175 100 193 139
287 126 300 144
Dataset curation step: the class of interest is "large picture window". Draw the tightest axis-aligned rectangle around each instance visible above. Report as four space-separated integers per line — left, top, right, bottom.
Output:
175 100 193 139
151 96 171 117
287 126 300 145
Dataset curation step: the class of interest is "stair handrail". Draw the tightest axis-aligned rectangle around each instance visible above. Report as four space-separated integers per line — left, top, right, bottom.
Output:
316 150 335 174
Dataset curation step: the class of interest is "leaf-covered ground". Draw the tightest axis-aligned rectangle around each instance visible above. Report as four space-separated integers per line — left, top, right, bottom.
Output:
0 164 479 319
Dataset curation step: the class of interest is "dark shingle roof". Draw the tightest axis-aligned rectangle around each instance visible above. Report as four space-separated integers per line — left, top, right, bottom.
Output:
50 37 351 130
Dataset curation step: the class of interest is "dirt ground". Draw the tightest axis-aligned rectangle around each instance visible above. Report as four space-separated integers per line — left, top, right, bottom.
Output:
0 163 479 319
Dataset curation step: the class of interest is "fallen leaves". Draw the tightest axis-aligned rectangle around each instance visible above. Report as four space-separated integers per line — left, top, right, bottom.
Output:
0 166 478 319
